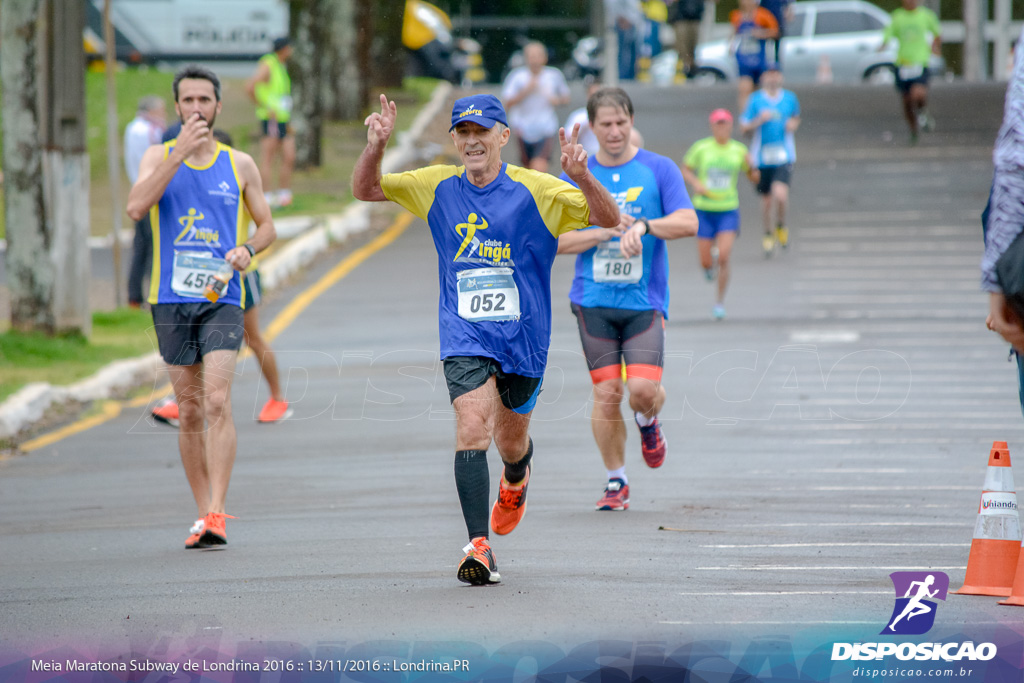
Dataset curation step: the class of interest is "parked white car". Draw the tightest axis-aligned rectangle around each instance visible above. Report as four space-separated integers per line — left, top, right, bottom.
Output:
694 0 946 84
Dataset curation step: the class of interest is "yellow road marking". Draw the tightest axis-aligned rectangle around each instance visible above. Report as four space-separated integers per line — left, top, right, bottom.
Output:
19 213 414 452
20 401 123 452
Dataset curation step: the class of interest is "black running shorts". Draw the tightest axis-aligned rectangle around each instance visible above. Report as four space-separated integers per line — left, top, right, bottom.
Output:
443 356 542 414
151 302 244 366
757 164 793 195
570 304 665 384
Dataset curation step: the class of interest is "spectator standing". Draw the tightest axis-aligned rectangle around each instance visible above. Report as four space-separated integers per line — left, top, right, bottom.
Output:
124 95 166 308
982 28 1024 380
607 0 645 80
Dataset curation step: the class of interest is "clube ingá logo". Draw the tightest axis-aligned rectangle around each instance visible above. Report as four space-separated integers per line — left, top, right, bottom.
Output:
881 571 948 635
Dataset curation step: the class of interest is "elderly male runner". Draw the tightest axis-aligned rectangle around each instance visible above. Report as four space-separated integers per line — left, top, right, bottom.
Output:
556 87 697 511
127 65 276 549
352 93 618 584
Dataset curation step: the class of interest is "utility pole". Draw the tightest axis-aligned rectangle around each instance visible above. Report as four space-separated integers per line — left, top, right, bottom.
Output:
962 0 988 82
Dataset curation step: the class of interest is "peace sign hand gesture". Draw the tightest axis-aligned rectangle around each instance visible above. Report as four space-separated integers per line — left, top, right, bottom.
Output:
559 123 590 183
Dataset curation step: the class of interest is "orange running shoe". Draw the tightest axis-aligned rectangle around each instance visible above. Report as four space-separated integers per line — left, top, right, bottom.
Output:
258 398 293 423
152 399 179 428
198 512 235 547
185 518 205 549
457 537 500 585
490 464 530 535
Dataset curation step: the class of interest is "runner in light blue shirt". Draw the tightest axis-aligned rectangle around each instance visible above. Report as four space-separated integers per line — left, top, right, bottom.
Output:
740 64 801 257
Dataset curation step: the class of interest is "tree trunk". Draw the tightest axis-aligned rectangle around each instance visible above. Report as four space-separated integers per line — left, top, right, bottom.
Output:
288 0 327 168
2 0 52 333
372 0 406 89
322 0 367 122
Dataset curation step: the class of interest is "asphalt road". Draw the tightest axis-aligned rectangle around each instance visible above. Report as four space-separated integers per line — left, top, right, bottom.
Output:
2 81 1023 681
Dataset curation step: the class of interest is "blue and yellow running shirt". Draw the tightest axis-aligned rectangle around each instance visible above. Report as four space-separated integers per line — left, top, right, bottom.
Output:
381 162 591 378
741 89 800 168
562 149 693 317
148 141 249 307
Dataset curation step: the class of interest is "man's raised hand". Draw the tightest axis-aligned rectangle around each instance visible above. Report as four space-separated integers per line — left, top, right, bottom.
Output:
559 123 589 181
365 93 397 148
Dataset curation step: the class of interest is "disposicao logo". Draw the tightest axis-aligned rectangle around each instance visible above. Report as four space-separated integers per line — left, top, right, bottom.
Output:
831 571 997 663
882 571 948 635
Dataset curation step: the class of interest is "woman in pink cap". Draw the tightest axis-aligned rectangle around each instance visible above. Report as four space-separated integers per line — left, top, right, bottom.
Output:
681 108 759 320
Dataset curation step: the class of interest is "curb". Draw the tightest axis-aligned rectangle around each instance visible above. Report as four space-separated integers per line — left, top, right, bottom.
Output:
0 81 453 442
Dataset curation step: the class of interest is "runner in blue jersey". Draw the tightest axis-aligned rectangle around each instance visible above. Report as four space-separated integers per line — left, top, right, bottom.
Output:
126 65 276 550
739 64 800 257
556 87 697 512
352 93 618 585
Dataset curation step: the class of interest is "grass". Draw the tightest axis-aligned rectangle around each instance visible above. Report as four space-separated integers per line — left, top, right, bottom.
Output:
0 69 437 238
0 308 158 402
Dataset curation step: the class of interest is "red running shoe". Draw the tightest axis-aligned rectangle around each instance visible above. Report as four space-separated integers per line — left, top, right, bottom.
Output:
637 416 667 468
595 479 630 511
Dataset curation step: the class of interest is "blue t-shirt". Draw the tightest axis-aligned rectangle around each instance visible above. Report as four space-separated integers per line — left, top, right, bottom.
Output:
741 89 801 167
149 141 249 306
561 148 693 317
381 162 591 378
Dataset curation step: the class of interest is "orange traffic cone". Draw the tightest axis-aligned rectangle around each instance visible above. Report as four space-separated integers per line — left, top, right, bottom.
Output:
998 540 1024 605
954 441 1021 596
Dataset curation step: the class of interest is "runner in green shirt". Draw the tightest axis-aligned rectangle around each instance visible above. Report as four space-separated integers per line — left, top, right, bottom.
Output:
879 0 941 145
681 109 759 320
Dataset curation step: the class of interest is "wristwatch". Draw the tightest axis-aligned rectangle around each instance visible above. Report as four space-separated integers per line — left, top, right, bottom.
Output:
638 218 651 236
243 243 256 257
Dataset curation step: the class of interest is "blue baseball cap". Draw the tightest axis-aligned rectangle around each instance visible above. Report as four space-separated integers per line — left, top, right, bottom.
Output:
449 94 508 132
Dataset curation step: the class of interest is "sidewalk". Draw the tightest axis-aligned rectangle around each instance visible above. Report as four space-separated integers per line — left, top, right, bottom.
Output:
0 82 456 443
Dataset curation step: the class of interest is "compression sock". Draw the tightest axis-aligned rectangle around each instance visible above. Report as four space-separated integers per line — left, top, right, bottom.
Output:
502 437 533 484
455 450 490 541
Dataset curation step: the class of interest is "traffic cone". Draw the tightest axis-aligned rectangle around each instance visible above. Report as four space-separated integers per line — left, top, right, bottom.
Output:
816 55 833 84
953 441 1021 596
998 540 1024 605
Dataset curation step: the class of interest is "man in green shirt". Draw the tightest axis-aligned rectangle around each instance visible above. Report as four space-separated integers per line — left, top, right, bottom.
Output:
246 36 295 207
879 0 941 144
682 109 759 320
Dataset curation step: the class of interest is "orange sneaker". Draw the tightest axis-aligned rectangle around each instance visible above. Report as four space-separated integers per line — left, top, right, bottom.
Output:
258 398 292 423
198 512 235 547
185 518 205 549
458 537 500 585
152 399 179 428
490 464 530 535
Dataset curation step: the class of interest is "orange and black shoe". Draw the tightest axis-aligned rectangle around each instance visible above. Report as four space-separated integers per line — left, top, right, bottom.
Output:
637 416 667 468
457 537 500 585
152 399 179 428
490 464 530 535
198 512 235 547
185 518 205 549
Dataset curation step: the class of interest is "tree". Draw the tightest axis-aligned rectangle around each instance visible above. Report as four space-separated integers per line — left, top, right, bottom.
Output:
321 0 370 122
288 0 331 168
2 0 91 336
372 0 406 89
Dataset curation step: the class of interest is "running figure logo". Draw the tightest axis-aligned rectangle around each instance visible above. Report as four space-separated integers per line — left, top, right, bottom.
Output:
882 571 949 635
